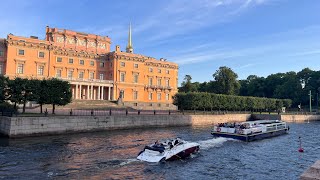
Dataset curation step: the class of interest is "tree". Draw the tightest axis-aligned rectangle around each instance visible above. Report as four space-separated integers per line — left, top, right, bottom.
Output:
0 75 9 103
45 78 72 114
212 66 240 95
8 77 27 110
179 75 198 93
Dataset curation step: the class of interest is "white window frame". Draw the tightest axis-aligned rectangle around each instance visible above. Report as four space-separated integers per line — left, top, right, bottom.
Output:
166 94 170 101
100 62 105 67
157 93 161 100
79 59 85 65
133 91 138 100
149 92 153 100
99 73 104 80
149 68 153 72
69 58 74 64
56 69 62 78
89 72 94 79
37 65 44 75
38 51 45 58
67 70 73 79
134 63 138 68
18 49 25 56
120 72 125 82
0 50 3 57
120 62 125 67
90 61 94 66
157 78 161 86
133 74 138 83
148 77 153 85
17 63 24 74
56 57 62 62
78 71 84 79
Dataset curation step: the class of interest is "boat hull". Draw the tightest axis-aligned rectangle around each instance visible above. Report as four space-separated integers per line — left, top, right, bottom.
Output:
166 146 199 161
211 128 289 142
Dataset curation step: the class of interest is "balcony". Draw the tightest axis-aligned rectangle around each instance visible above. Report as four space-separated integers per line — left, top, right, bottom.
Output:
145 85 173 90
57 77 113 84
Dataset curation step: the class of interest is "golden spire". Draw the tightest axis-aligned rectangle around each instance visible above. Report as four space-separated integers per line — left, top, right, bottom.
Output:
126 23 133 53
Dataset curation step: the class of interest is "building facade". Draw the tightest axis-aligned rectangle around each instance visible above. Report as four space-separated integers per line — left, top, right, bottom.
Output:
0 26 178 109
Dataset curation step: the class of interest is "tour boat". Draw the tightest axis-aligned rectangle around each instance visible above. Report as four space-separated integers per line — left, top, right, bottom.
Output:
211 120 289 142
137 138 200 163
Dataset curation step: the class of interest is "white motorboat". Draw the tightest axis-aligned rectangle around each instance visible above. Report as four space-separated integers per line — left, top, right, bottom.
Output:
137 138 200 163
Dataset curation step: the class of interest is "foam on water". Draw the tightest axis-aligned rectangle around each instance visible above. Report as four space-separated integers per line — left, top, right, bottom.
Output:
197 137 232 150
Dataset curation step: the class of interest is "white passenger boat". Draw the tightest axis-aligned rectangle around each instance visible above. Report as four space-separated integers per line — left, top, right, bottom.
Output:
137 138 200 163
211 120 289 142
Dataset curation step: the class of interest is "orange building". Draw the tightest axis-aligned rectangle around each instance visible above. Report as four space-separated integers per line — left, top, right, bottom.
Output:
0 26 178 109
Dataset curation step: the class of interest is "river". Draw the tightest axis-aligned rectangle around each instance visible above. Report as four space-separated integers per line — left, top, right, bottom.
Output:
1 121 320 180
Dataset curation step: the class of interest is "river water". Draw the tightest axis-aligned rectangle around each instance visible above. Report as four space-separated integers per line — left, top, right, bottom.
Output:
1 121 320 180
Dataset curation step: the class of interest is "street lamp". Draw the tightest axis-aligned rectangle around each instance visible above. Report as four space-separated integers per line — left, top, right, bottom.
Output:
300 79 312 113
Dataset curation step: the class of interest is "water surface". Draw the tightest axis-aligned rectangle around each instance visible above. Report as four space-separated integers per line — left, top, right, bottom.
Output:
1 122 319 179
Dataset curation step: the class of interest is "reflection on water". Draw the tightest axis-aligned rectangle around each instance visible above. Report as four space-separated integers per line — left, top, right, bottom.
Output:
1 123 320 179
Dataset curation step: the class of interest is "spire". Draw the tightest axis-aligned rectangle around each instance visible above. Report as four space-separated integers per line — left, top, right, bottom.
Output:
126 23 133 53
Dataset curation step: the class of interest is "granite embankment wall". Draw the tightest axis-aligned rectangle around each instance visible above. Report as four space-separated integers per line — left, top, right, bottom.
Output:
0 114 251 138
253 114 320 122
300 160 320 180
1 114 320 138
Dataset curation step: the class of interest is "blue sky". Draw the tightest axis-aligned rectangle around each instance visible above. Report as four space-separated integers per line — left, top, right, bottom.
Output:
1 0 319 84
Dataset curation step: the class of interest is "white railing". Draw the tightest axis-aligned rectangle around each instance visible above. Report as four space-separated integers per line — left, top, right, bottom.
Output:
57 77 113 84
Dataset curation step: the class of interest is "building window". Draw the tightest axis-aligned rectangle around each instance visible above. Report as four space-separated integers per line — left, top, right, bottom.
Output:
89 72 94 79
134 64 138 68
0 63 3 74
0 50 3 57
37 65 44 75
38 52 45 58
133 91 138 100
17 64 24 74
148 77 153 86
157 78 161 86
166 79 170 87
120 62 125 67
133 74 138 83
56 69 61 78
69 58 74 64
166 94 170 101
78 71 84 79
100 62 104 67
18 49 24 56
149 92 153 100
90 61 94 66
99 73 104 80
110 62 112 67
158 69 161 73
166 70 170 74
157 93 161 100
120 72 125 82
149 68 153 72
56 57 62 62
67 70 73 79
79 59 84 65
110 73 113 78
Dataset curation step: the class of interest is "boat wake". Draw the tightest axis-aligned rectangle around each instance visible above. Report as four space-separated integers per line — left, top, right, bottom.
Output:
197 137 234 150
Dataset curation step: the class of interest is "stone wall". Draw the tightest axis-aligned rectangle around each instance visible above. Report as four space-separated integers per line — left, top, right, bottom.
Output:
300 160 320 180
1 114 319 138
0 114 250 138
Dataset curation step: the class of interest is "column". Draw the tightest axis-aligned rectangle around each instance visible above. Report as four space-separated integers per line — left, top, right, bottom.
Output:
87 85 90 99
108 86 111 100
101 86 104 100
72 86 75 99
91 85 94 100
98 86 101 100
79 84 82 100
75 84 79 99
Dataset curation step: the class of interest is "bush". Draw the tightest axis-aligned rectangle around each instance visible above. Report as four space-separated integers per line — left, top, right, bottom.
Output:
0 102 17 113
173 92 292 111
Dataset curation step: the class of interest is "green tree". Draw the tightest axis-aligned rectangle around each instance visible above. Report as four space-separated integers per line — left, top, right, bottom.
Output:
8 77 27 110
212 66 240 95
179 75 198 92
45 78 72 114
0 75 9 103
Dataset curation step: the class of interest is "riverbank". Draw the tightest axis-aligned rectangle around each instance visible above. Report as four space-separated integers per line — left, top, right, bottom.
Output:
1 114 319 138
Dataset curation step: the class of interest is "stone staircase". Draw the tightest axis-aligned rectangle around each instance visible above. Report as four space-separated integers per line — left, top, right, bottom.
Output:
300 160 320 180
